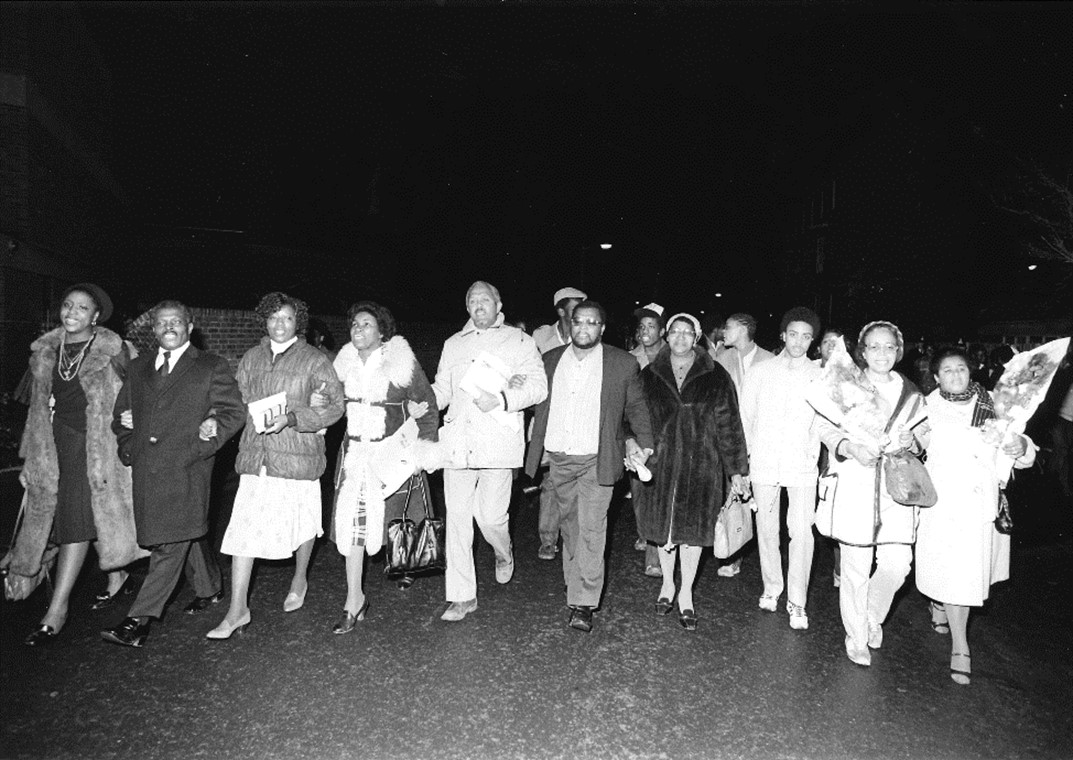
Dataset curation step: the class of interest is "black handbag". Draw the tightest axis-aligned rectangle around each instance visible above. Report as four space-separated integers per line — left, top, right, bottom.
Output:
384 475 445 578
994 490 1013 535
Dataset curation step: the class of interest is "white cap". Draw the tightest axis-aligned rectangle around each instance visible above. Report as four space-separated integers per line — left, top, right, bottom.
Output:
553 287 587 305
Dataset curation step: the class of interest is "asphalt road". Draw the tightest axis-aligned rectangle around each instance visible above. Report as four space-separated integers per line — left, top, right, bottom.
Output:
2 475 1071 760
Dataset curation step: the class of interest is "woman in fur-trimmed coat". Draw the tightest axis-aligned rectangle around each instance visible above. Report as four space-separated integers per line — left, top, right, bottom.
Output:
3 284 143 646
635 314 750 629
327 301 438 633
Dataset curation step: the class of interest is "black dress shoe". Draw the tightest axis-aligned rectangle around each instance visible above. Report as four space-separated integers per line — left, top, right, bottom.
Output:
679 608 698 632
183 590 224 614
91 575 138 611
397 574 415 591
568 606 594 633
100 617 150 648
24 624 60 647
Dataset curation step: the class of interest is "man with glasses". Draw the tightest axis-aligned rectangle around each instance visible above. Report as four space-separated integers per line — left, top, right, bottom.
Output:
431 281 547 622
525 300 654 633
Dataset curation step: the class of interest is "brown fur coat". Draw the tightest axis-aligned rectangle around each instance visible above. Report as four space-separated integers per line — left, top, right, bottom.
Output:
3 327 143 576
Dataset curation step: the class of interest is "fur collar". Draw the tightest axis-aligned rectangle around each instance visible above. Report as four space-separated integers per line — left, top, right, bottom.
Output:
649 345 714 394
30 327 124 381
334 335 416 403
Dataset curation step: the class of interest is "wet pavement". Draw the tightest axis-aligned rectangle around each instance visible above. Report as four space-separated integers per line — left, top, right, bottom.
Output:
2 477 1072 760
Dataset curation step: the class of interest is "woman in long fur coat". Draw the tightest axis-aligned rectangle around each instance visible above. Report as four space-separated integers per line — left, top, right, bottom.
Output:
635 313 750 631
3 284 142 646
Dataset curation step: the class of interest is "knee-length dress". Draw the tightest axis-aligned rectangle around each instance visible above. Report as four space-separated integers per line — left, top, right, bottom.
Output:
221 337 345 560
915 392 1033 606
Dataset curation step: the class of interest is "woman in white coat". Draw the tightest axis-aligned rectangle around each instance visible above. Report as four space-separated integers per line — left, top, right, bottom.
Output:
815 321 930 667
916 347 1034 685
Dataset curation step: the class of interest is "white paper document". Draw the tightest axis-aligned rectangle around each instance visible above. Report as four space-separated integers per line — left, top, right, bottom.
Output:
459 351 520 432
248 392 287 433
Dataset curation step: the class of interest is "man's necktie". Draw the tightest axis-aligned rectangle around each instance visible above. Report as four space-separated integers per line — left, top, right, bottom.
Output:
159 350 171 378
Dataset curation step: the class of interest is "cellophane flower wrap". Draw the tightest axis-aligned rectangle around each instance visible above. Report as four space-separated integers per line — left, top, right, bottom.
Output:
985 337 1069 484
805 337 892 452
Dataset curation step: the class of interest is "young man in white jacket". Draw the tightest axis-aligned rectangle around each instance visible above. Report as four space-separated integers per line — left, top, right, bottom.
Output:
739 307 822 630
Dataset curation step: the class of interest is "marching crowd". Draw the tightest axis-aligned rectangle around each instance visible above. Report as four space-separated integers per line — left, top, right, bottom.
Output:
5 278 1069 691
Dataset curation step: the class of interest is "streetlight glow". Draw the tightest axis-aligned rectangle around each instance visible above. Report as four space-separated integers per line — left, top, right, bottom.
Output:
600 243 612 250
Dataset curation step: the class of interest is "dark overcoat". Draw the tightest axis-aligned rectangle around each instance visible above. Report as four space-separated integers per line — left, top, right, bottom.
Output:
112 345 245 546
635 346 750 546
525 343 654 486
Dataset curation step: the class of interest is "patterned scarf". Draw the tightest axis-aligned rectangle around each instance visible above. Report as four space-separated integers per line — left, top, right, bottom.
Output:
940 381 995 428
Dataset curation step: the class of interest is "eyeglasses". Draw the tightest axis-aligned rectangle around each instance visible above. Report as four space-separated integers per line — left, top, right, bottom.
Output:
571 318 603 327
667 330 696 338
865 343 898 354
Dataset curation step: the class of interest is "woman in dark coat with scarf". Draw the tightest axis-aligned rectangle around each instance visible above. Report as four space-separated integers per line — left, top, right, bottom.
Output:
636 313 750 631
3 284 143 646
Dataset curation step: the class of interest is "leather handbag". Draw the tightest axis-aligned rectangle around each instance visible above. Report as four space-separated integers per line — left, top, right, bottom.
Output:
384 475 446 578
994 490 1013 534
713 493 754 559
882 448 938 507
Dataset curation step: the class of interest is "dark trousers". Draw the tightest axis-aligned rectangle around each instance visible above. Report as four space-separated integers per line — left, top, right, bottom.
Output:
128 536 220 620
547 452 613 608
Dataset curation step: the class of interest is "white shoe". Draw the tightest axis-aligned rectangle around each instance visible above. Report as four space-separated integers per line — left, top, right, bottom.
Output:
867 618 883 649
441 598 478 622
633 537 647 551
206 611 251 640
846 636 871 666
717 560 741 578
495 555 514 584
787 601 809 630
283 583 307 613
758 594 778 612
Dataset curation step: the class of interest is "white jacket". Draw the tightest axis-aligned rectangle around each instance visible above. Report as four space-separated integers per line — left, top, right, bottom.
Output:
740 351 822 487
432 314 547 468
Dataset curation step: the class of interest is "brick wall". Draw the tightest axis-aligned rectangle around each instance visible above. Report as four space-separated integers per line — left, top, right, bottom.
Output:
126 306 457 378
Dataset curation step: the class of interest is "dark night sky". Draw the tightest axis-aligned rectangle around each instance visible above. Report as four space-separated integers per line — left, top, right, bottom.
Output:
69 1 1072 331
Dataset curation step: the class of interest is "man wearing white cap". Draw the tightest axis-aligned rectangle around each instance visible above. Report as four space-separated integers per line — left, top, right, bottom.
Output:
629 303 666 576
630 303 666 370
533 287 587 356
531 287 587 560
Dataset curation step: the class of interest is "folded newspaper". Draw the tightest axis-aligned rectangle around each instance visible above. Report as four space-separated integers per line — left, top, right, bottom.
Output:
459 350 520 432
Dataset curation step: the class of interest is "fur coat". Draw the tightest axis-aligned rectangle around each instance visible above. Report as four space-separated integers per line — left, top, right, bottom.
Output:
3 327 143 576
330 336 438 552
635 346 750 547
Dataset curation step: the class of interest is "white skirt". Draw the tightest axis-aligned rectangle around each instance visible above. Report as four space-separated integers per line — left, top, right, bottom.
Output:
221 468 324 560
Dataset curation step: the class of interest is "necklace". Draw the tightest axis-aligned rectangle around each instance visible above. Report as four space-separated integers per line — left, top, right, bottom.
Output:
57 332 95 382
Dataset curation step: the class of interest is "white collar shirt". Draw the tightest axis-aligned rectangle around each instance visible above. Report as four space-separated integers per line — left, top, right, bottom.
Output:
544 343 603 455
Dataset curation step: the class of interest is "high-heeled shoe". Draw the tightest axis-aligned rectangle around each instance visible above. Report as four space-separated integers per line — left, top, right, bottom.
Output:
950 652 971 685
24 623 61 647
91 574 137 611
331 600 369 635
655 597 674 615
678 609 698 631
929 601 950 634
283 583 308 613
206 611 251 640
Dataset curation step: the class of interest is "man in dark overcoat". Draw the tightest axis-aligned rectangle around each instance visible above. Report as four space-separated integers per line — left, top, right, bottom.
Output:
525 300 654 633
101 300 245 647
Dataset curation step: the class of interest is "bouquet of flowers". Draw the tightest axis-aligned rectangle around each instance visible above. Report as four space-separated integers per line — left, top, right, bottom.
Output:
984 337 1069 483
805 337 892 452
